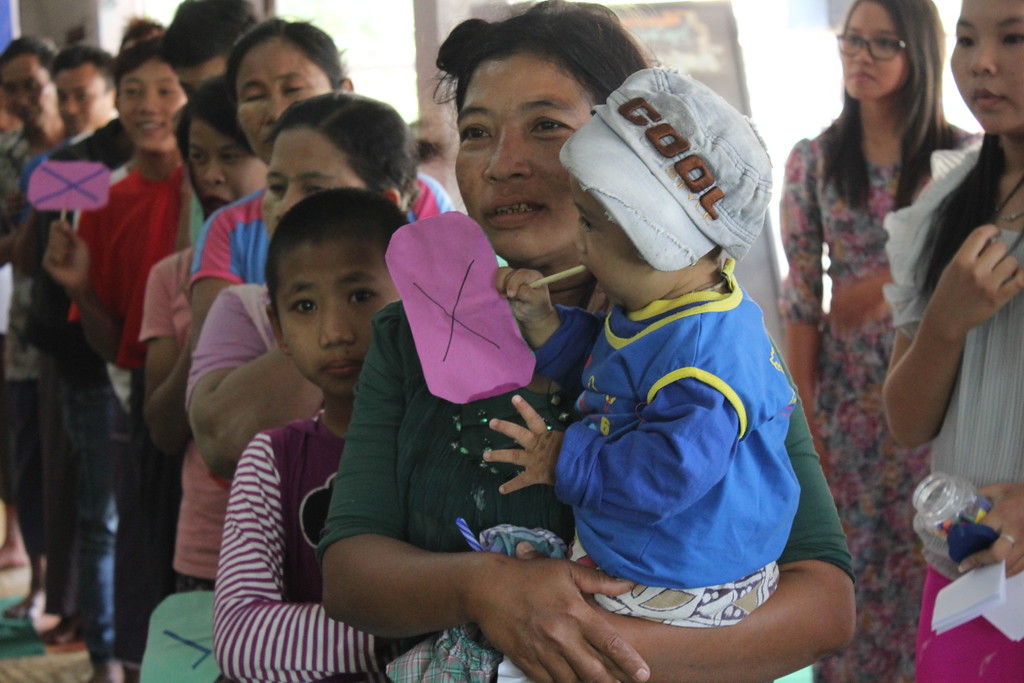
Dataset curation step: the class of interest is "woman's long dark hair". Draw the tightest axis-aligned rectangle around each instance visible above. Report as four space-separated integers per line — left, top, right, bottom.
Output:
920 134 1003 294
824 0 956 209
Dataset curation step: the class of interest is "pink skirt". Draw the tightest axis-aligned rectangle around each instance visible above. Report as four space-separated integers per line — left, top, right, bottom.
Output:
916 565 1024 682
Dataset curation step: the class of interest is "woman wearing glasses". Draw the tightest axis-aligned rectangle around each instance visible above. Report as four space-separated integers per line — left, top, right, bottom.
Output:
780 0 975 680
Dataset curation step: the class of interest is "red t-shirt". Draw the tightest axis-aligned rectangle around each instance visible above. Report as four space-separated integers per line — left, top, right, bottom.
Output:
72 165 182 369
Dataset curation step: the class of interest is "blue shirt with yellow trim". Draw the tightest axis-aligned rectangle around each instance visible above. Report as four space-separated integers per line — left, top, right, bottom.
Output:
536 262 799 589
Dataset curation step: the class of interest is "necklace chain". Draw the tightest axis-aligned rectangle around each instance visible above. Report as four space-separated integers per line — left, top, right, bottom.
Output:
997 173 1024 222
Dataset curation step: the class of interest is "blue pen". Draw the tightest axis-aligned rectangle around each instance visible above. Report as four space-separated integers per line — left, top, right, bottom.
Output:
455 517 483 551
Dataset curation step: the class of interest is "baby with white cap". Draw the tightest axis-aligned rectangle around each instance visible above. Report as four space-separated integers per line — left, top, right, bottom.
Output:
487 67 801 628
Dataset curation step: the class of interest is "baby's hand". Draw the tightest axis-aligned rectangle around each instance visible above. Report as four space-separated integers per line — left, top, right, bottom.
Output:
486 394 563 494
496 267 560 348
496 266 555 322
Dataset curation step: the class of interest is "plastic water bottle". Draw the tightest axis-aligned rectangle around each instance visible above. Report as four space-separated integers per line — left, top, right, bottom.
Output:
912 472 992 560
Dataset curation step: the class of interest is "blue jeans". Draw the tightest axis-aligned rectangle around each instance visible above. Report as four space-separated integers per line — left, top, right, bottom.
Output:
58 378 117 664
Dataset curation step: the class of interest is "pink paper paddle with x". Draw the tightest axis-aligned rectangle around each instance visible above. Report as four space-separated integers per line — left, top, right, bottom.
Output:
386 212 535 404
27 161 111 212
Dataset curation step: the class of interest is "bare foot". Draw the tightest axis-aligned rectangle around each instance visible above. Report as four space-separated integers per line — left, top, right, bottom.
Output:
3 553 45 619
40 613 83 645
87 660 124 683
2 589 43 619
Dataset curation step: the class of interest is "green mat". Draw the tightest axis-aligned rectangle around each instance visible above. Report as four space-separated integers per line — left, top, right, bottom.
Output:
0 596 45 659
140 591 220 683
776 665 813 682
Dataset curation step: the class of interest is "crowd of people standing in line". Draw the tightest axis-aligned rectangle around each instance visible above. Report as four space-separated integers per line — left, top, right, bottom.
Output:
0 0 1020 681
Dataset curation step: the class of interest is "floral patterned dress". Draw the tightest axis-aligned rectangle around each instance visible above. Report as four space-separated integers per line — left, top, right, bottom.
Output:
779 130 973 682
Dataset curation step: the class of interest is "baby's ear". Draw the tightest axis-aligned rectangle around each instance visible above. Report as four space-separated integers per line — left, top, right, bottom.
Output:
699 245 724 267
267 303 290 355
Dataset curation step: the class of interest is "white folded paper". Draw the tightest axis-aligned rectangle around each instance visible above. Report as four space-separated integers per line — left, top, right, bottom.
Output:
983 569 1024 641
932 562 1005 634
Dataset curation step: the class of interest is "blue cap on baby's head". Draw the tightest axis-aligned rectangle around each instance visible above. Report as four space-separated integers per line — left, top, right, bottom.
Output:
560 68 772 271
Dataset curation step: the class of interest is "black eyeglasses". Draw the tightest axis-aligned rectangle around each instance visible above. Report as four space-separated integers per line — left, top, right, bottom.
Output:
837 34 907 61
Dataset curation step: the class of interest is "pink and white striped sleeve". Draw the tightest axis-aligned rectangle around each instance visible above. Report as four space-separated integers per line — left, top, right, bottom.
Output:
213 433 384 682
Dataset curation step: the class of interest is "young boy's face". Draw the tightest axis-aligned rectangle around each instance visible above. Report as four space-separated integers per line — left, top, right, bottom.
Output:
570 178 656 310
269 236 399 403
116 58 187 156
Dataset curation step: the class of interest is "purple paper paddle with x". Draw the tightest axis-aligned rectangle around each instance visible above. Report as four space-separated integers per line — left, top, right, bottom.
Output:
386 212 536 404
27 161 111 211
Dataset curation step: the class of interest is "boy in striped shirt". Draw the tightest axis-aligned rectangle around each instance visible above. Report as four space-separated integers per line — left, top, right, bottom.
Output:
213 188 403 682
